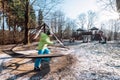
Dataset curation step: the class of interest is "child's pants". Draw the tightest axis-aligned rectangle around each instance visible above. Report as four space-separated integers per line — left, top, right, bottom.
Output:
34 48 50 68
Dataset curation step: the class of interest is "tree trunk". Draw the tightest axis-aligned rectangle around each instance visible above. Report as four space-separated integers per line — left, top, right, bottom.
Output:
114 22 118 40
2 0 5 45
24 0 29 44
13 23 17 43
55 18 57 33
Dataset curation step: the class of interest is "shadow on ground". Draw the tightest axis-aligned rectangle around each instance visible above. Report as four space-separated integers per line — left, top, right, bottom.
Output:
1 50 50 79
6 63 50 80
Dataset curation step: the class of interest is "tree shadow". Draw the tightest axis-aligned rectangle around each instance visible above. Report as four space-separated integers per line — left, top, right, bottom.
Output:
2 50 26 57
0 58 33 76
0 50 24 74
5 62 50 80
0 60 6 73
2 50 50 79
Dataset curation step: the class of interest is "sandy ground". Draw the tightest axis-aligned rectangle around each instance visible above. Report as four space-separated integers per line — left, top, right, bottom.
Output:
0 41 120 80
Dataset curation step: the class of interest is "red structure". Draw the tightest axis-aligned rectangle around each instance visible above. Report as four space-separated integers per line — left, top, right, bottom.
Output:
75 27 107 43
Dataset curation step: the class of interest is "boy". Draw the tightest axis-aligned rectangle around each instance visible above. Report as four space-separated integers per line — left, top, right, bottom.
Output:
34 31 53 71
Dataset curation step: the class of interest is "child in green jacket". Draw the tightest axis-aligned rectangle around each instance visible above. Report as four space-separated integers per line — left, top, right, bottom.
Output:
34 31 53 71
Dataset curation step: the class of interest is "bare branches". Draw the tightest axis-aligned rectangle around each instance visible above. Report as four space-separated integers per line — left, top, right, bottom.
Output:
109 0 116 11
30 0 36 6
34 0 62 19
97 0 117 12
78 13 86 29
78 11 97 30
43 3 58 18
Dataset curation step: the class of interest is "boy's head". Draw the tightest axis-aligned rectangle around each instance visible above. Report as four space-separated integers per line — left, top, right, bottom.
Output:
46 30 51 36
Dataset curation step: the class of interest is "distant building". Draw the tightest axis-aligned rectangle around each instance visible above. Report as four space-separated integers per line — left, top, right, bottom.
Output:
90 27 99 31
76 28 85 40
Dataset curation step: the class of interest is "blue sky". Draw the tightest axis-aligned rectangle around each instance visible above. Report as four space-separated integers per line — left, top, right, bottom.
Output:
57 0 119 22
58 0 98 19
32 0 119 30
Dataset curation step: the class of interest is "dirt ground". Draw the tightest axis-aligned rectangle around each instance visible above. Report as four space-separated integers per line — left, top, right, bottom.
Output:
0 41 120 80
0 43 74 80
2 56 73 80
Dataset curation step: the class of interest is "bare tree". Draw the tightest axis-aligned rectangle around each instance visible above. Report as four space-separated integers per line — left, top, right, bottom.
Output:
1 0 5 44
97 0 120 41
24 0 62 44
64 19 77 39
50 10 77 40
116 0 120 12
78 13 86 29
102 19 120 41
57 11 65 39
50 11 58 33
64 22 72 39
77 11 97 30
87 10 97 30
97 0 117 12
38 9 43 27
114 19 120 40
34 0 63 19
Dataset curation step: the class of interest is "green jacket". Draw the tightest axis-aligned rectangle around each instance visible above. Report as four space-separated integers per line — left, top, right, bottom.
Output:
38 32 53 50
